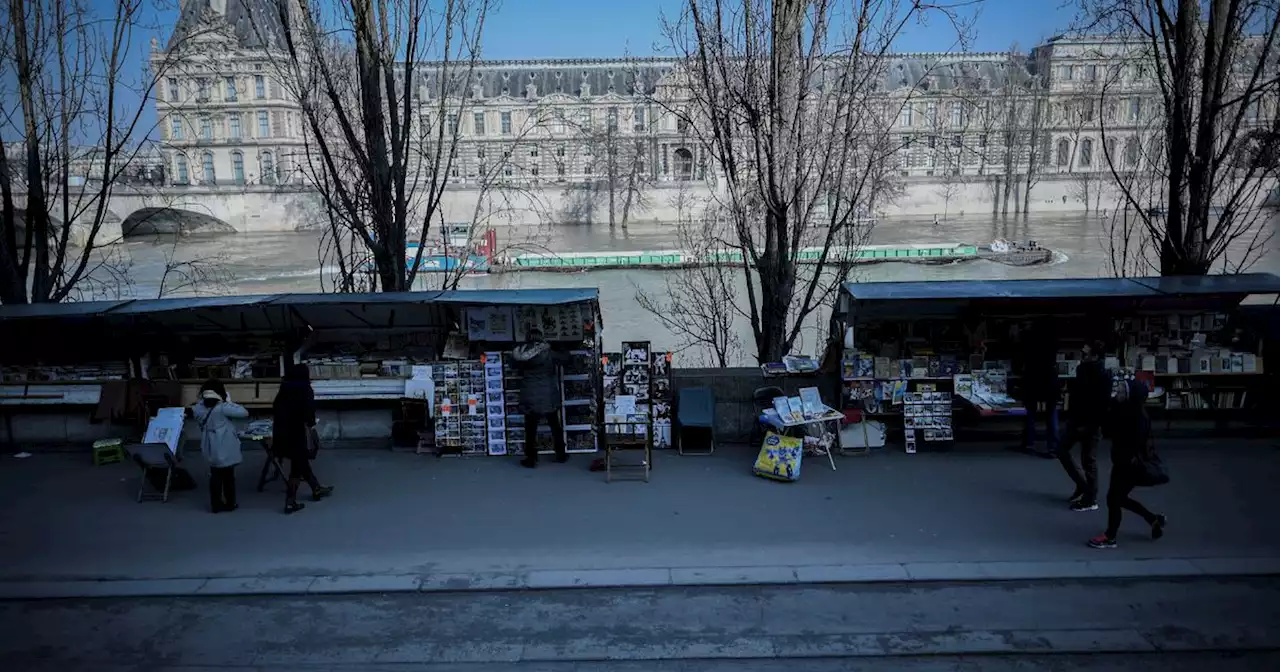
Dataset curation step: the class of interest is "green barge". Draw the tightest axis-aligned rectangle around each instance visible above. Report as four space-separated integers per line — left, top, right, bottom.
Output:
495 243 1001 273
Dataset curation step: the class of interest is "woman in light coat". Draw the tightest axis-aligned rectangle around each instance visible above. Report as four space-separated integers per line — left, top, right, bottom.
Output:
192 385 249 513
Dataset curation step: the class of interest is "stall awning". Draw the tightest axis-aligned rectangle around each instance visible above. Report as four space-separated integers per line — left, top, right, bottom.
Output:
0 300 132 321
266 288 599 331
840 274 1280 321
104 295 289 333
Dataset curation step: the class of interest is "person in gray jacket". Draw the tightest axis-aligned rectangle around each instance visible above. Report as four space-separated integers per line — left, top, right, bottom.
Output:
512 328 571 468
192 387 249 513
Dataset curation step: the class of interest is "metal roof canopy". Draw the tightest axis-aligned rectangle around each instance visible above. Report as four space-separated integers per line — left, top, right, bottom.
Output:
840 274 1280 322
0 300 132 321
104 295 289 334
268 288 600 331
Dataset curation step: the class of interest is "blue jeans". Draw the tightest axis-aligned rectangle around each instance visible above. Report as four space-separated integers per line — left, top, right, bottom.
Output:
1022 402 1060 452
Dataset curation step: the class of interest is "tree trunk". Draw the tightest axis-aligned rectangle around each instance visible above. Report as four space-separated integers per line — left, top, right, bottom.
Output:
11 0 50 302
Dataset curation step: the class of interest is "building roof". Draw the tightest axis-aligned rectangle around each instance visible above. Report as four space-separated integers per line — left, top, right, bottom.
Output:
167 0 287 51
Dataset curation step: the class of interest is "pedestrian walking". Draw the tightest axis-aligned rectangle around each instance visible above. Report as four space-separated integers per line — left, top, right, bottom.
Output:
191 382 249 513
512 328 571 468
1017 319 1061 458
272 363 333 514
1089 378 1167 549
1058 340 1111 511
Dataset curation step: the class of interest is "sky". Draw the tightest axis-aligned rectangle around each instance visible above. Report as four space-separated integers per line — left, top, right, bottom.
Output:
112 0 1082 135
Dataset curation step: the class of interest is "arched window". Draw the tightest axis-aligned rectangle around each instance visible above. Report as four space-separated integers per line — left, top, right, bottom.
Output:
1056 139 1070 167
1080 138 1093 167
202 152 215 184
231 150 245 184
674 147 694 180
260 150 275 184
175 155 189 185
277 151 289 183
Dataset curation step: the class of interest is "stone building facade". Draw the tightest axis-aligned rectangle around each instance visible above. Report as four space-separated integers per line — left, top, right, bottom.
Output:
153 2 1272 218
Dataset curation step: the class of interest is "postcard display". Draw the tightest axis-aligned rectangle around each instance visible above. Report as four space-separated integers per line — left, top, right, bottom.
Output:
467 303 601 456
841 349 955 453
602 342 673 448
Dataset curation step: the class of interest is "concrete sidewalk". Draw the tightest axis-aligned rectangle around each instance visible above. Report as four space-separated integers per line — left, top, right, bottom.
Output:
2 441 1279 599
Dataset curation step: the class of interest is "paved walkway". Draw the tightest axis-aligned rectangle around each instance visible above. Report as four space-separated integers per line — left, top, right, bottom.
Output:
1 441 1278 598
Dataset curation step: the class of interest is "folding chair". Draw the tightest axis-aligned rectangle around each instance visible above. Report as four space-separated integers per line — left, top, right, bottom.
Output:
127 442 180 503
676 386 716 455
255 438 287 492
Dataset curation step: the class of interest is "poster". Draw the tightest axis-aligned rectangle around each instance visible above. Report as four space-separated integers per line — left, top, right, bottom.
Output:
466 306 515 342
144 407 186 455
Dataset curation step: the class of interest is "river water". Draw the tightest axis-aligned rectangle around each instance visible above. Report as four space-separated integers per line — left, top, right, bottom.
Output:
115 213 1280 364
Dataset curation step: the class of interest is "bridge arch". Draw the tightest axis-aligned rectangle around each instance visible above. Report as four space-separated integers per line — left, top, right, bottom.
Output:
121 207 237 238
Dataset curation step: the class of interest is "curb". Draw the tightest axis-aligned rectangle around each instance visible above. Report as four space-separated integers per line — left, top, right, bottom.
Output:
2 556 1279 601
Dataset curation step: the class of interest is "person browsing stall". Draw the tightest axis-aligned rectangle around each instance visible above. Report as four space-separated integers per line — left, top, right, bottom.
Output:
191 384 249 513
512 328 572 468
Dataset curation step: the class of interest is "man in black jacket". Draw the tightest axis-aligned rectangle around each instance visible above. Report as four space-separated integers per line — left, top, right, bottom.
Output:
1018 319 1062 458
1058 340 1111 511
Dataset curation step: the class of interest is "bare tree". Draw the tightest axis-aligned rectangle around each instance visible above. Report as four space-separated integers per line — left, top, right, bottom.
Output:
660 0 970 363
252 0 516 293
635 187 742 367
1081 0 1279 275
0 0 195 304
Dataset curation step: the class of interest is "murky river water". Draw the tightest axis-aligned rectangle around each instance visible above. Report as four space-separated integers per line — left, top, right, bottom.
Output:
113 213 1280 364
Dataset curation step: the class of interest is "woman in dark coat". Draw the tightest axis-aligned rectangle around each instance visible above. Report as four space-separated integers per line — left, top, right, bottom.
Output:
1088 378 1166 548
273 363 332 513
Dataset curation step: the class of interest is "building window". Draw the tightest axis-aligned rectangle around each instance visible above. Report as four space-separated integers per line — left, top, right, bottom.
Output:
504 165 513 177
578 108 592 131
607 107 619 132
899 103 913 127
530 147 538 158
951 134 962 148
501 111 512 134
950 104 962 127
202 152 215 184
477 147 485 160
556 146 565 157
531 165 539 176
258 110 270 138
556 163 566 178
231 151 245 184
277 151 289 182
175 155 189 185
225 77 237 102
1061 65 1074 80
447 114 459 133
171 117 184 140
196 78 210 101
927 135 936 149
200 117 213 140
260 151 275 184
168 78 179 101
674 147 694 180
255 75 265 99
1082 101 1095 123
634 106 646 132
1129 98 1142 122
1057 139 1070 167
1086 64 1097 82
1124 137 1140 167
1080 138 1093 167
474 112 486 135
229 115 241 139
979 134 988 148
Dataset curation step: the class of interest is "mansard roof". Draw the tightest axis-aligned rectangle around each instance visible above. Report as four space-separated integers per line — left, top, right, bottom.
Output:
167 0 287 51
416 58 677 99
410 53 1032 99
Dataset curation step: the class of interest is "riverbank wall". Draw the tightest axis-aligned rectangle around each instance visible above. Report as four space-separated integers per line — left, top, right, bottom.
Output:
26 172 1245 243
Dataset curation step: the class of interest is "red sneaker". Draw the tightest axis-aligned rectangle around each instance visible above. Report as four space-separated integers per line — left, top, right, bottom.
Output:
1088 534 1117 549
